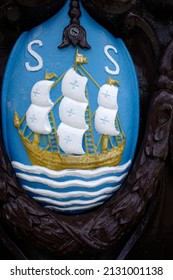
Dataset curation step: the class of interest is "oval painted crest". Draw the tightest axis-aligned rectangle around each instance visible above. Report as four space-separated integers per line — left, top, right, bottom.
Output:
1 0 139 214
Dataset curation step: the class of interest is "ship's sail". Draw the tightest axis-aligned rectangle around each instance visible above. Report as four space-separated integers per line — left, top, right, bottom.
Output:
59 97 88 129
57 68 89 154
61 68 88 102
95 84 120 136
58 123 87 154
26 80 54 134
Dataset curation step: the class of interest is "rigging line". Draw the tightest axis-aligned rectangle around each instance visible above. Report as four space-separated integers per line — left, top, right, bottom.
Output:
22 124 28 136
52 72 66 88
20 115 26 126
109 136 115 148
45 144 50 151
54 96 63 106
48 136 52 151
48 110 60 152
43 135 47 146
76 68 97 112
96 135 102 152
49 111 57 131
116 114 126 138
79 65 100 89
115 135 120 144
77 67 84 77
85 88 96 153
52 71 64 105
27 131 34 140
91 112 95 120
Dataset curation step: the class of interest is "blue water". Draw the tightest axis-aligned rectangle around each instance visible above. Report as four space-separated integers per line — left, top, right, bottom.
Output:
12 160 131 213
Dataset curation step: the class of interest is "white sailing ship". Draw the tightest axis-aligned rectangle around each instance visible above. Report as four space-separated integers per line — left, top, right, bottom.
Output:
14 53 126 171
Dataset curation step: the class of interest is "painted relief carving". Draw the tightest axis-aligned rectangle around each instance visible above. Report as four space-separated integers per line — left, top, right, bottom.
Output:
25 40 43 72
0 0 172 260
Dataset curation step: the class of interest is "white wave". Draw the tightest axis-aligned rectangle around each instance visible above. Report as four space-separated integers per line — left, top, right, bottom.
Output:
22 184 121 199
12 160 131 179
45 203 102 212
16 172 128 189
33 193 112 207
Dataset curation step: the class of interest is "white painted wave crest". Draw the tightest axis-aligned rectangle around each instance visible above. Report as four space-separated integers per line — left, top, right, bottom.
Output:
12 160 131 213
12 160 131 179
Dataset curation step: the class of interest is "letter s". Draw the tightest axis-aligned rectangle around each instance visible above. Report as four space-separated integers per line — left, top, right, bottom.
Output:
10 269 14 276
104 45 120 75
25 40 43 72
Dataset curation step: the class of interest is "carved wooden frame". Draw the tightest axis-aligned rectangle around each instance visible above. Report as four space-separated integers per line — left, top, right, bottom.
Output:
0 0 173 259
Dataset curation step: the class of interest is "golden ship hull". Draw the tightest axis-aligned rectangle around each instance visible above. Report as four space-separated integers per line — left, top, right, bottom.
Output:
21 135 125 171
